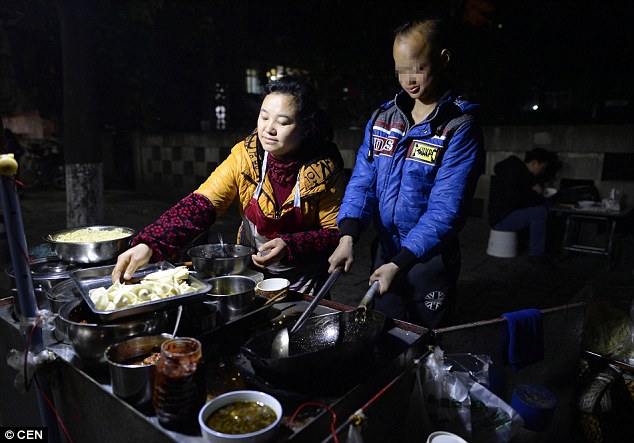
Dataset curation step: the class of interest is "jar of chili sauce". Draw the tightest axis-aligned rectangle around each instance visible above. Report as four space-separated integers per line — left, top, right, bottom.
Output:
153 337 206 434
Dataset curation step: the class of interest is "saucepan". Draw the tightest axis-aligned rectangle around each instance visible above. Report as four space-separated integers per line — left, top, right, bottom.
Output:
241 281 385 379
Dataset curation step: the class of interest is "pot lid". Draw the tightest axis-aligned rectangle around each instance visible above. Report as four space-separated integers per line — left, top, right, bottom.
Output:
5 256 81 280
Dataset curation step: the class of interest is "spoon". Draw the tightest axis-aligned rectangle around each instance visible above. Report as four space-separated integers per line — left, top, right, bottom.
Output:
168 305 183 339
271 267 343 359
217 232 229 258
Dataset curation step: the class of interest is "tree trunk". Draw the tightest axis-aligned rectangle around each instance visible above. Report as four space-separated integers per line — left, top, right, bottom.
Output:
56 0 103 227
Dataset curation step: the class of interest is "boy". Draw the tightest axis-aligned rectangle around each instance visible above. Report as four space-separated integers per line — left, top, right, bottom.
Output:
328 17 484 328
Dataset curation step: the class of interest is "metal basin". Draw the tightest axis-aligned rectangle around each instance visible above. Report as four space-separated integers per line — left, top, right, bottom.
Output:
57 298 169 364
46 226 135 264
188 244 255 278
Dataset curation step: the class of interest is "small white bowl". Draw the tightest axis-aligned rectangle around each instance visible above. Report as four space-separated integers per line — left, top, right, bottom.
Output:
543 187 558 198
577 200 597 208
255 278 290 302
199 390 282 443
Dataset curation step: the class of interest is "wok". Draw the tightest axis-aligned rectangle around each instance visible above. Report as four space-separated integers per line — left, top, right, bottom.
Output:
241 295 385 377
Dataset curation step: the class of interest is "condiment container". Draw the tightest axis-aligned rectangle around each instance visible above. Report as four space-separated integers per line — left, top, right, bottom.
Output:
153 337 206 434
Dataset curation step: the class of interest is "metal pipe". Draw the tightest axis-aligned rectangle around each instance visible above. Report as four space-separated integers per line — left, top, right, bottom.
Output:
1 155 60 442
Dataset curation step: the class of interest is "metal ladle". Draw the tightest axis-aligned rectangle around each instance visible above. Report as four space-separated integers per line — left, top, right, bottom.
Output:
168 305 183 339
271 268 343 359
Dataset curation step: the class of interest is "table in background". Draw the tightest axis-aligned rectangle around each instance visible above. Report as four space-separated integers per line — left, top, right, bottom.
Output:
548 204 632 269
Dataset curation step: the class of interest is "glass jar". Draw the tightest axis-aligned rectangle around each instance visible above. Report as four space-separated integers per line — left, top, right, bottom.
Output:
153 337 206 434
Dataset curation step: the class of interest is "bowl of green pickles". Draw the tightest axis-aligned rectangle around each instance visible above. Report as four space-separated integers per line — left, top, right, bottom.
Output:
198 390 282 442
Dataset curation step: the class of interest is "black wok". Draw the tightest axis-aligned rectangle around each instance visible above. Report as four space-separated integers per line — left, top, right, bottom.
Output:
241 302 385 377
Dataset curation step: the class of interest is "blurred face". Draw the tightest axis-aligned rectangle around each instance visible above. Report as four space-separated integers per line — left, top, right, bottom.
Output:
393 33 448 103
257 93 303 160
527 160 548 177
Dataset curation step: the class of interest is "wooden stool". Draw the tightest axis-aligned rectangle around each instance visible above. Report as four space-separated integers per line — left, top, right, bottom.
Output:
487 229 519 258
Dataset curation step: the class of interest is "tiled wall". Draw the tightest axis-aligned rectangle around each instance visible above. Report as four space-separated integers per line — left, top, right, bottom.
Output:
131 125 634 207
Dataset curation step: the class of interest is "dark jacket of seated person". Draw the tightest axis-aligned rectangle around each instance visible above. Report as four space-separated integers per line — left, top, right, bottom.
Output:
488 155 545 227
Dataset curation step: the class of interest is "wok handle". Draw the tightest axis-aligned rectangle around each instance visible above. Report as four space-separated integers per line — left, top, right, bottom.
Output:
358 280 381 309
289 267 343 335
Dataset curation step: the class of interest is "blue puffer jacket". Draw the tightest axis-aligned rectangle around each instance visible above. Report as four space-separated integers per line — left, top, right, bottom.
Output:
338 90 485 268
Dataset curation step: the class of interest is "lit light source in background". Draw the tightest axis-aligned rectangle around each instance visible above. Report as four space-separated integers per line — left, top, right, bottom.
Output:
532 105 539 111
245 68 262 94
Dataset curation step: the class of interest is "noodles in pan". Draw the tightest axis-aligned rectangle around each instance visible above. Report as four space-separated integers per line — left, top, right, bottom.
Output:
53 227 131 243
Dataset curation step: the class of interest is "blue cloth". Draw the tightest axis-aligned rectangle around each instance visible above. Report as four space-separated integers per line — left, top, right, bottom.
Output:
501 308 544 371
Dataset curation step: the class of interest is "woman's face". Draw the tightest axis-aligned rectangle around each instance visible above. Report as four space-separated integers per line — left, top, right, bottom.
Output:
393 34 448 103
257 92 303 160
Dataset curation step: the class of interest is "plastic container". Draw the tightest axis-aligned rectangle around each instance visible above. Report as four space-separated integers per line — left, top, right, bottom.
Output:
487 229 518 258
511 384 556 432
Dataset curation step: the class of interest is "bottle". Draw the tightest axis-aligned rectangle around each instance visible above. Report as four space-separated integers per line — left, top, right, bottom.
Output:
153 337 206 434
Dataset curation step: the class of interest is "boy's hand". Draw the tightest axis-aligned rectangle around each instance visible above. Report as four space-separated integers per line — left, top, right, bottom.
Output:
328 235 354 272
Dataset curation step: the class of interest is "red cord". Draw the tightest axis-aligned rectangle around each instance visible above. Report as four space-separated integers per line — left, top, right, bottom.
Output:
26 317 75 443
289 402 339 443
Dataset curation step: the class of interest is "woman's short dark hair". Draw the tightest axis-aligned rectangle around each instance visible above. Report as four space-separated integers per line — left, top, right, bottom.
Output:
263 76 333 143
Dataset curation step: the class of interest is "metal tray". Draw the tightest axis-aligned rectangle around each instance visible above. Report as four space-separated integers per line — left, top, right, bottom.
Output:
71 261 212 321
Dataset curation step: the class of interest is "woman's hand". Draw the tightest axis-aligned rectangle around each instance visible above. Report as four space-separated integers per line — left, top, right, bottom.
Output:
328 235 354 273
370 262 399 295
251 238 288 268
111 244 153 283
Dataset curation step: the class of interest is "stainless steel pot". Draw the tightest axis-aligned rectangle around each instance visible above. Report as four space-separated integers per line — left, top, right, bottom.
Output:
204 275 256 323
46 279 81 314
58 298 169 364
46 279 82 342
187 244 255 278
46 226 134 264
105 334 171 413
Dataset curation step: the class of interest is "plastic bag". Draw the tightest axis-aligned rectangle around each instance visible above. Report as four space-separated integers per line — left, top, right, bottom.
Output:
423 347 524 443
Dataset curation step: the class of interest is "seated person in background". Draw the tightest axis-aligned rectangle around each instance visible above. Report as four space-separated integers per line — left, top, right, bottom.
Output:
488 148 561 263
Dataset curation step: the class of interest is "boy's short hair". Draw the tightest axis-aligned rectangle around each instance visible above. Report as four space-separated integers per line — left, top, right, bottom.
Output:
393 17 451 53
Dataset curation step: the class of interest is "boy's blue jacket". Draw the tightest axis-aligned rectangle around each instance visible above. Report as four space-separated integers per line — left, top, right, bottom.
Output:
337 90 485 268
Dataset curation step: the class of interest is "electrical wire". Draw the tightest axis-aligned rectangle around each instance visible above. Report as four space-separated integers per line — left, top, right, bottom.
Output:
290 401 339 443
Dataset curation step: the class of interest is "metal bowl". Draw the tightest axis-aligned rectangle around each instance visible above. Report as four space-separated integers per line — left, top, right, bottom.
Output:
105 334 171 413
57 298 169 364
188 244 255 278
46 226 135 264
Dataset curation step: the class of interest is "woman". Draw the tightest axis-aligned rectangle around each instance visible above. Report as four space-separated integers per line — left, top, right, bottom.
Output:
113 76 346 294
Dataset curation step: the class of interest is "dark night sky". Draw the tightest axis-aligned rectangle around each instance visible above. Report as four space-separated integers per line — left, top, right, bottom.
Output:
2 0 633 128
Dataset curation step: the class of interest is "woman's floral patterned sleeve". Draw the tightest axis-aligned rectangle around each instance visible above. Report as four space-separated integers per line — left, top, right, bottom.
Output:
131 193 216 262
278 228 340 265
